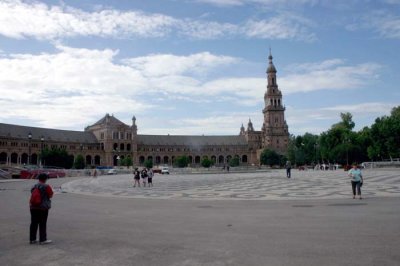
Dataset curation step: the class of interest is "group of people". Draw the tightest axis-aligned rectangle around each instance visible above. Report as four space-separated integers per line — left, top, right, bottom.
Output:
133 167 154 187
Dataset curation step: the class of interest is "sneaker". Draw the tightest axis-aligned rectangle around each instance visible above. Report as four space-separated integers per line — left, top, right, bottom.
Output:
30 240 38 244
39 240 52 245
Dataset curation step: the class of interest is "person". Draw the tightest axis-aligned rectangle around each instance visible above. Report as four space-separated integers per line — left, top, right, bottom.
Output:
141 168 148 187
133 168 140 187
348 163 363 199
147 168 154 187
285 160 292 178
29 173 54 245
92 168 97 178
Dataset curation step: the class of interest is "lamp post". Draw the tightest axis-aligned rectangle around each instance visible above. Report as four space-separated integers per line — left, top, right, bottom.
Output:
40 136 44 167
314 143 318 164
28 132 32 165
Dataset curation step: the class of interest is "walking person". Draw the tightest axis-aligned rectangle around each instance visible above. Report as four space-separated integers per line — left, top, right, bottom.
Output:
285 160 292 178
147 168 154 187
29 173 54 245
133 168 140 187
348 163 363 199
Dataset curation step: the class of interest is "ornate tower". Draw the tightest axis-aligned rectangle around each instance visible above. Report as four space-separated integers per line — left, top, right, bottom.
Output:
261 50 289 154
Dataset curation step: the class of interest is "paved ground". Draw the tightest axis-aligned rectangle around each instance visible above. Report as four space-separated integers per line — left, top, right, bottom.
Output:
1 169 400 266
62 168 400 200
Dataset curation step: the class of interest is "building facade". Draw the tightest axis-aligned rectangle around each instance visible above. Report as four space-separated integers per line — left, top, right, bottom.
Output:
0 53 289 168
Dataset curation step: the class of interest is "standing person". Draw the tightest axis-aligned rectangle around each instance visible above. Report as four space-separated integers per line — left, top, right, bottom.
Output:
141 168 148 187
133 168 140 187
147 168 154 187
348 163 363 199
29 173 54 245
285 160 292 178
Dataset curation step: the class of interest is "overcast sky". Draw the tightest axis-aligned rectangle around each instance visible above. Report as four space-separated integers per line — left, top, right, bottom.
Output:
0 0 399 136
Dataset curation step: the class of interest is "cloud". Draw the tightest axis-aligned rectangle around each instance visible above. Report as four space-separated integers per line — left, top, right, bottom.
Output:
285 102 395 135
195 0 318 7
0 44 385 133
243 13 316 41
122 52 239 77
0 0 316 41
280 59 381 94
346 10 400 39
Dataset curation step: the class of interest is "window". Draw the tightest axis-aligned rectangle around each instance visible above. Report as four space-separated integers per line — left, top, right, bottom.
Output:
100 133 104 140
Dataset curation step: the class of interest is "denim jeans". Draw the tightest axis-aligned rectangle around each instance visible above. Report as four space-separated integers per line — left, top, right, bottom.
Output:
351 181 361 196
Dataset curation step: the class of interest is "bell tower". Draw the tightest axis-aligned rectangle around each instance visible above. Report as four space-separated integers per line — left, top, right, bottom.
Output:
261 50 289 154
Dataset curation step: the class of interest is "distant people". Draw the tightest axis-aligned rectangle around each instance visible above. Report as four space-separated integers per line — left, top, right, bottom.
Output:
92 168 97 178
29 173 54 245
141 168 148 187
285 160 292 178
133 168 140 187
147 168 154 187
227 165 230 172
348 163 363 199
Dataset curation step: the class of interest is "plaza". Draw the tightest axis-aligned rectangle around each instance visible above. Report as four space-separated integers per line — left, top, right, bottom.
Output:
1 168 400 266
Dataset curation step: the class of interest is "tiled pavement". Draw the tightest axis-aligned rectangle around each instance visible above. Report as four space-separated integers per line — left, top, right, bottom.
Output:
61 168 400 200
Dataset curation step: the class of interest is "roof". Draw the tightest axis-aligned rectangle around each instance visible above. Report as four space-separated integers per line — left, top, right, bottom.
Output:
90 113 127 127
0 123 97 143
137 135 248 146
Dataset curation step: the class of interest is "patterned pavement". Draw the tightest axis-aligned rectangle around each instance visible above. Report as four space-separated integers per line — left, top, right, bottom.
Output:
61 169 400 200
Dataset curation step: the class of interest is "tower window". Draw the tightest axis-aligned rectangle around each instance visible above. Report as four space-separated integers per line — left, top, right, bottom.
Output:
272 77 275 85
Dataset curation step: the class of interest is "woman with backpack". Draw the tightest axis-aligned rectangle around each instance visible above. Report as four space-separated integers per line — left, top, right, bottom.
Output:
29 173 53 245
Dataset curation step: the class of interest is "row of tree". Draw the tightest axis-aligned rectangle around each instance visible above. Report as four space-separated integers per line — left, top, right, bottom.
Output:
261 106 400 167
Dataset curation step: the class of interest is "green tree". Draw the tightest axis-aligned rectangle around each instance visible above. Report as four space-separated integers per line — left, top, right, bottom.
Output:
368 106 400 160
175 156 189 168
228 156 240 167
121 157 133 168
144 159 153 169
41 147 74 169
201 157 213 168
73 154 85 169
260 149 280 167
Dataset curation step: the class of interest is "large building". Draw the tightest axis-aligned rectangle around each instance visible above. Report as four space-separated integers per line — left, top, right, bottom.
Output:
0 52 289 168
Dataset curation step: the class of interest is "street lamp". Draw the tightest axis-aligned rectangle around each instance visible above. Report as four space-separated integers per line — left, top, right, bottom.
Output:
40 136 44 167
28 132 32 165
314 143 318 164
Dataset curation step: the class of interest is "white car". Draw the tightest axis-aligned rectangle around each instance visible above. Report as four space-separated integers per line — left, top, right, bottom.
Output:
161 167 169 174
107 169 117 175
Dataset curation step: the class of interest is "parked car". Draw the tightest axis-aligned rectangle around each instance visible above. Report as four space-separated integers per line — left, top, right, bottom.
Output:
161 167 169 175
107 169 117 175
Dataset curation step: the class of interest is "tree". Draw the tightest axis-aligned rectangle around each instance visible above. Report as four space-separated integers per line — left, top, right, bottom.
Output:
73 154 85 169
368 106 400 160
41 147 74 169
201 157 213 168
228 156 240 167
175 156 189 168
144 159 153 169
260 149 280 167
121 157 133 168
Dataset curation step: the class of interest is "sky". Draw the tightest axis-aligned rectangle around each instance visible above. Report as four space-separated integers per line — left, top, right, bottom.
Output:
0 0 399 137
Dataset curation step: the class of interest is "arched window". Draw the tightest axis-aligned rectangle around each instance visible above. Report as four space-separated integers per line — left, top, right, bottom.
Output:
0 152 7 163
242 155 248 163
139 156 145 165
120 143 125 151
95 155 101 165
21 153 28 164
11 153 18 164
218 155 224 164
195 156 201 164
86 155 92 166
31 154 38 165
163 156 169 164
127 144 131 151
